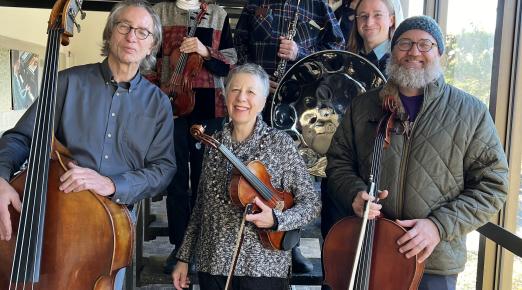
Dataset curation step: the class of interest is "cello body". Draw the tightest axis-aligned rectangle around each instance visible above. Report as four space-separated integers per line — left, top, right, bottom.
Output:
322 216 424 290
0 148 134 290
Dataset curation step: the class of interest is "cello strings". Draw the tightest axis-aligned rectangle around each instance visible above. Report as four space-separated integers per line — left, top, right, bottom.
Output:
354 127 385 290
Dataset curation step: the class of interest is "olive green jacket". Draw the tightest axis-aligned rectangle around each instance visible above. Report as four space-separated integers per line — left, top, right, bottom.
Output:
326 76 508 275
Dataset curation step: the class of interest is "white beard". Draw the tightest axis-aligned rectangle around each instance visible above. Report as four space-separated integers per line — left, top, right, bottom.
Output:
385 55 443 89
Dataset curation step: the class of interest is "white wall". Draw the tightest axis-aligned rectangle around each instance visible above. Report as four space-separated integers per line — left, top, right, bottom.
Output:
0 7 109 132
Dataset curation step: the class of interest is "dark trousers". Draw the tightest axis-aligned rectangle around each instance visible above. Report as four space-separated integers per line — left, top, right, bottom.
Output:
419 274 457 290
198 272 289 290
166 117 224 246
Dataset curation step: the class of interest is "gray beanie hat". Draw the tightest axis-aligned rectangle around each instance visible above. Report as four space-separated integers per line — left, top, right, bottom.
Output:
391 15 444 55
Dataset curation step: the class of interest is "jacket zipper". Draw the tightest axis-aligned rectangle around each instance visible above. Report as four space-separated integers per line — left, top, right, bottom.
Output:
396 85 431 217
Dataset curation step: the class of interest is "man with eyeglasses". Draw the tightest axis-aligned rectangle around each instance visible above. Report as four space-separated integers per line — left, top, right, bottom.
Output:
325 16 507 290
0 1 176 290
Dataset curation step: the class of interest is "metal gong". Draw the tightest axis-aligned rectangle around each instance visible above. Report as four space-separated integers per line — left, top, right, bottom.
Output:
271 50 386 177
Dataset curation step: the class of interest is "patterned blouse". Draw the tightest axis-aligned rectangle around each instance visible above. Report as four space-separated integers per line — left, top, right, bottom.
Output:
176 117 321 278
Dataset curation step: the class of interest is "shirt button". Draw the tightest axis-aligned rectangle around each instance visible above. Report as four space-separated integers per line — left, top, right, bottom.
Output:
116 198 120 203
104 155 109 159
116 93 120 96
107 133 112 138
111 113 116 117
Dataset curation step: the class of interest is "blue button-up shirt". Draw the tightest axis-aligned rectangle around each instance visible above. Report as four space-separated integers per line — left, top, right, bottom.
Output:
0 58 176 205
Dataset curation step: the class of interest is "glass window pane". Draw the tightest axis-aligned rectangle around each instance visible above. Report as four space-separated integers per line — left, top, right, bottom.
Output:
444 1 498 289
513 161 522 288
444 0 497 107
403 0 423 17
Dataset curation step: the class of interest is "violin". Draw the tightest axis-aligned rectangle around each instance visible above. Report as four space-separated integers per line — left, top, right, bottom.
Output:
162 4 208 117
190 124 294 250
0 1 133 289
322 112 424 290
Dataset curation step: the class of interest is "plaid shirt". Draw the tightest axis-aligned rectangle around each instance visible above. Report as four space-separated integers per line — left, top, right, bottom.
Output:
235 0 345 75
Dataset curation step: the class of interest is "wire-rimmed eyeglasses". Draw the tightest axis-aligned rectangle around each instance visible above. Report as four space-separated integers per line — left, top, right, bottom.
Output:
396 38 437 52
115 22 152 40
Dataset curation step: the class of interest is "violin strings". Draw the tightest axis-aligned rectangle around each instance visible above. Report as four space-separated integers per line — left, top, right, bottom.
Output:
175 10 199 75
220 145 277 202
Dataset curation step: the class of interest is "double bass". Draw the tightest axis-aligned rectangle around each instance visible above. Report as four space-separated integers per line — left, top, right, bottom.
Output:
0 1 133 289
322 113 424 290
190 125 295 250
163 4 208 117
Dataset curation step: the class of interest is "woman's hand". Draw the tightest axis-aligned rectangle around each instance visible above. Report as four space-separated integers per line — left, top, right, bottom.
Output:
245 197 275 229
172 261 190 290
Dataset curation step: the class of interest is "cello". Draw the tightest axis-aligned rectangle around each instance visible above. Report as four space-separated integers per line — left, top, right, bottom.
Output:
163 4 208 117
0 1 134 289
322 113 424 290
190 124 295 250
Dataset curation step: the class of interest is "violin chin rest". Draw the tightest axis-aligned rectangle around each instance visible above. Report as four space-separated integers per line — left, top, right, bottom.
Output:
281 228 301 251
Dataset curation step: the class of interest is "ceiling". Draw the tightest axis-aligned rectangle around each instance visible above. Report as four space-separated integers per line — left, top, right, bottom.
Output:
0 0 245 11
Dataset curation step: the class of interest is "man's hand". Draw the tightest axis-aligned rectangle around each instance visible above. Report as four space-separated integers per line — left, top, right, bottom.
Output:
277 37 298 61
59 162 115 197
396 218 441 263
0 178 21 241
245 197 275 229
172 261 190 290
180 37 210 59
352 190 388 219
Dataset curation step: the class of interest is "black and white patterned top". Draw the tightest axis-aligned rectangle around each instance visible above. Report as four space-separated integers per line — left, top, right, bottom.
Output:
176 117 321 278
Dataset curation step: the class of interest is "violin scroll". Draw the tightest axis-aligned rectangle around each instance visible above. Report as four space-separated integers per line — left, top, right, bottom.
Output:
190 124 220 149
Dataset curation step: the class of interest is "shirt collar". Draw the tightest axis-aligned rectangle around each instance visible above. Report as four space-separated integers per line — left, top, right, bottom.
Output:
372 40 391 61
100 57 142 90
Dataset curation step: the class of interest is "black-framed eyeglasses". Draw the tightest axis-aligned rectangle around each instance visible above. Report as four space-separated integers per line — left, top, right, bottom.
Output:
115 22 152 40
396 38 437 52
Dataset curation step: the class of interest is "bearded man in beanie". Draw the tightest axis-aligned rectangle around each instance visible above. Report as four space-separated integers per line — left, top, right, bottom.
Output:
325 15 508 289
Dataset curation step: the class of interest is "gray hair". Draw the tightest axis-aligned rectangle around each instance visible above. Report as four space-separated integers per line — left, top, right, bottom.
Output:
100 0 162 70
225 63 270 98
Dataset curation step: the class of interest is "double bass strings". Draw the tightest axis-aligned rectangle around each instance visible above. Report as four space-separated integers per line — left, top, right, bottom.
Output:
9 24 61 289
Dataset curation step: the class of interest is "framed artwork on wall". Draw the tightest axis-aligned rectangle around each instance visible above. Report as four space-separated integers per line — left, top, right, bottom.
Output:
11 49 39 110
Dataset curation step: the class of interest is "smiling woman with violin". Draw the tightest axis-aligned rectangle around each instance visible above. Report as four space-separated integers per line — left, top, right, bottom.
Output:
171 63 320 290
